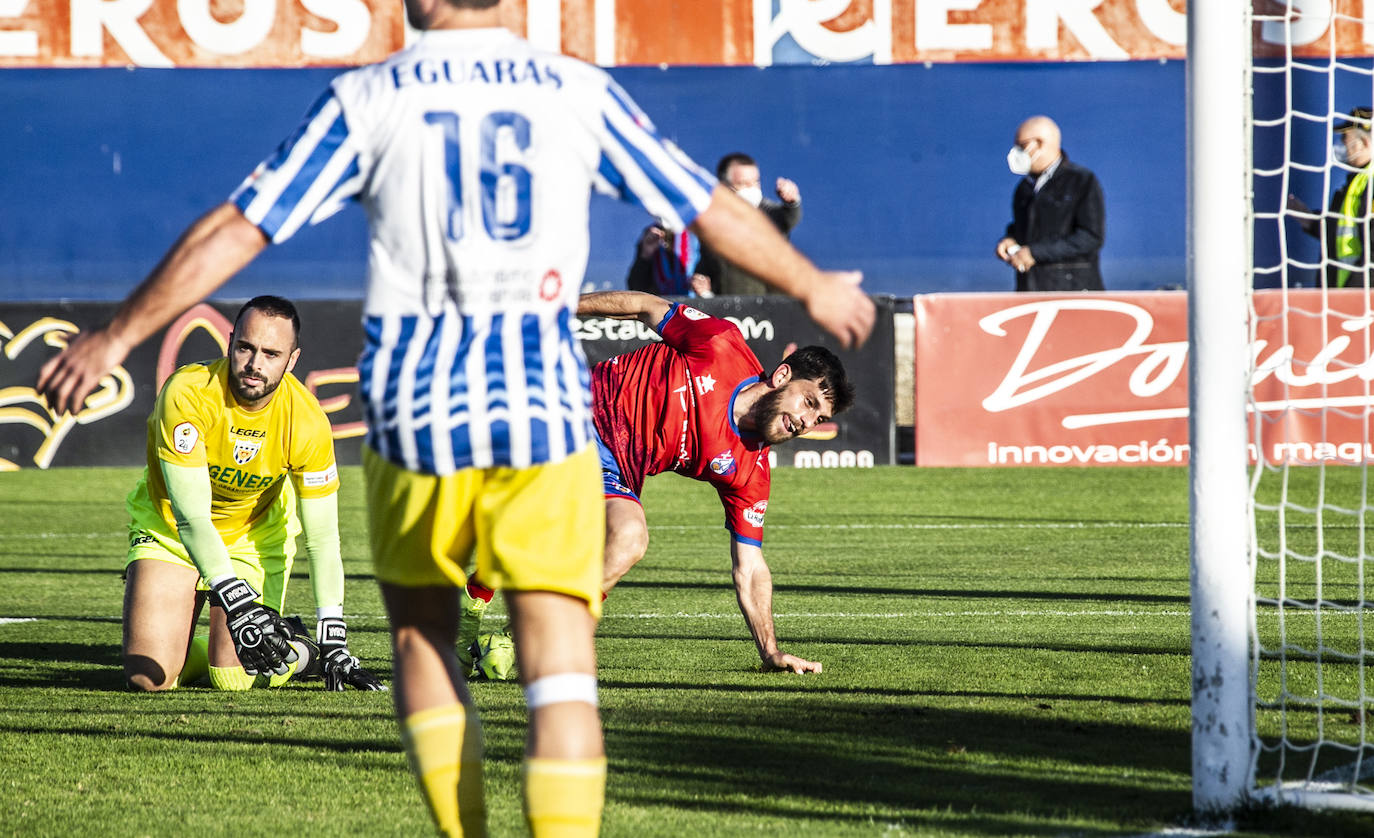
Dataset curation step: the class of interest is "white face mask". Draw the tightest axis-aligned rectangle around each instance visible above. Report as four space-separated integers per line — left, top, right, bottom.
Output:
1334 142 1351 165
1007 145 1034 176
736 185 763 207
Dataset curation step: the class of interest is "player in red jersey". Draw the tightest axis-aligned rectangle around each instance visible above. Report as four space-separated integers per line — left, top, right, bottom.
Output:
464 289 854 675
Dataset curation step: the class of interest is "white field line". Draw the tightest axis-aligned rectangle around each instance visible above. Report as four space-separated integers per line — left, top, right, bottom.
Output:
0 522 1189 540
5 609 1369 624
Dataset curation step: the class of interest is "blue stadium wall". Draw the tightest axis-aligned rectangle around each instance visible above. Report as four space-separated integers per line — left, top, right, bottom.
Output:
1 61 1196 301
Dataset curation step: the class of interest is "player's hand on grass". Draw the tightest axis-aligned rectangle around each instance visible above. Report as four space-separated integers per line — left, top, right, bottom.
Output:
763 651 822 674
806 271 874 350
209 577 298 677
317 617 387 691
36 327 133 418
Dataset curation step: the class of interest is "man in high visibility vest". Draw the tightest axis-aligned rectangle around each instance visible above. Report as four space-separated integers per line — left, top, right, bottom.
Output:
1289 107 1374 288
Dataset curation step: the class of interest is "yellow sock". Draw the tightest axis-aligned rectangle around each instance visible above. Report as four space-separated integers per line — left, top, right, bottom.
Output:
399 703 486 837
179 635 210 686
208 664 255 691
522 758 606 838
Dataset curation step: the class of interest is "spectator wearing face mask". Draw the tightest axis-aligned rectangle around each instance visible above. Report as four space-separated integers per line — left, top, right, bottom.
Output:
995 115 1105 292
1288 107 1374 288
695 152 803 296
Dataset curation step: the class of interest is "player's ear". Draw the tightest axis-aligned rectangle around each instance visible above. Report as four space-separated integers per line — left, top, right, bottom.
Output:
771 363 792 387
286 346 301 373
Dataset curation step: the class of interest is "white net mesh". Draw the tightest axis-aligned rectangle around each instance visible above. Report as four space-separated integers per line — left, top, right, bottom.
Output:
1249 1 1374 811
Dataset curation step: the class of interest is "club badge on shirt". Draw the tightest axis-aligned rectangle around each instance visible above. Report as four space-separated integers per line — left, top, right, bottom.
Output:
233 438 262 465
710 450 736 476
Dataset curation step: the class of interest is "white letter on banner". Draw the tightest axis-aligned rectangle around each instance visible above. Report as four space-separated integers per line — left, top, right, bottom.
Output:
301 0 369 58
0 0 38 56
70 0 172 65
1135 0 1184 46
1264 0 1330 46
756 0 890 65
1025 0 1128 59
524 0 560 53
916 0 991 51
1260 0 1330 46
178 0 275 55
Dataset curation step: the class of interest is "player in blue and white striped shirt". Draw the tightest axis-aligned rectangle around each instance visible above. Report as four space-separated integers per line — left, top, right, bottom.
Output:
38 2 876 834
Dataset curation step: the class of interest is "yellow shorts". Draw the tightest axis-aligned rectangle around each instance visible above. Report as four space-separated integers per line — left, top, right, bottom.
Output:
363 445 604 617
124 475 298 612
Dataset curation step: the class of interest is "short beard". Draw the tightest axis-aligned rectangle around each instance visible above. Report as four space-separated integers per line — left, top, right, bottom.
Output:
749 387 791 445
231 372 280 405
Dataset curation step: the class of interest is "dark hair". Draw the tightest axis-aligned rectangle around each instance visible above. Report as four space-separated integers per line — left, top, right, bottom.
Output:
716 152 757 182
777 345 854 415
446 0 499 8
234 295 301 345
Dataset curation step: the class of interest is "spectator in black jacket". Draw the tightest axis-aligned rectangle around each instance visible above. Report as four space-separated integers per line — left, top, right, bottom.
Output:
695 153 802 296
995 116 1105 292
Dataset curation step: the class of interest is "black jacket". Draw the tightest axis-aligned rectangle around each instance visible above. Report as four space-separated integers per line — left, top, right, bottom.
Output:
695 198 801 296
1004 156 1105 292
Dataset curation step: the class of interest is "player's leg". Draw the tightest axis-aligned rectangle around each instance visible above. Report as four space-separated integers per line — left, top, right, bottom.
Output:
203 536 307 690
602 495 649 593
506 589 605 836
122 558 200 691
476 447 605 837
364 446 485 837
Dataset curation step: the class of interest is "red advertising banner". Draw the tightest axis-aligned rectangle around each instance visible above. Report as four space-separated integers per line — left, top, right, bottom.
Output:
0 0 1363 69
915 290 1374 467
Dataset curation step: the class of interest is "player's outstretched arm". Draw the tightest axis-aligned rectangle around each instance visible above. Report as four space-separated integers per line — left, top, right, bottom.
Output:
689 184 874 349
730 540 822 674
578 290 672 327
37 203 268 417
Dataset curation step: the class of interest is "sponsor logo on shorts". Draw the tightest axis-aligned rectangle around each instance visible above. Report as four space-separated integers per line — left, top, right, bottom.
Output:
130 532 155 547
301 463 338 488
710 450 736 476
172 422 199 454
233 438 262 465
744 500 767 527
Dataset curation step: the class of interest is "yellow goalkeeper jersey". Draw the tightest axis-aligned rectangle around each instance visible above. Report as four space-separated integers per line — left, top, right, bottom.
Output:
144 358 339 544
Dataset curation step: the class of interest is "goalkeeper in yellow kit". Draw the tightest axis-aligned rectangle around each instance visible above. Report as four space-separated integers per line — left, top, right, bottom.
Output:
122 295 382 692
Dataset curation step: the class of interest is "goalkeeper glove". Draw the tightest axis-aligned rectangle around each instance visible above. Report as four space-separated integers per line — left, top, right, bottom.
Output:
209 577 298 677
317 617 386 691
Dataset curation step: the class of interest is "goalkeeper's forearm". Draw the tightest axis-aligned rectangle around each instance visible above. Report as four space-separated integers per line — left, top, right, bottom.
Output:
297 489 344 620
160 460 234 583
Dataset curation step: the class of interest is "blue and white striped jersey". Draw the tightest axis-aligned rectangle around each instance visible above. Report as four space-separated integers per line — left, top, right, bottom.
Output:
231 27 717 474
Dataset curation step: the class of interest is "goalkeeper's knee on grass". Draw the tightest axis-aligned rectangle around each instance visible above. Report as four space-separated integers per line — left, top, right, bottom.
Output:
185 633 317 690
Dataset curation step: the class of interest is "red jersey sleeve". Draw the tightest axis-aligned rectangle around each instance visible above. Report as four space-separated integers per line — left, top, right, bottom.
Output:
717 457 771 546
655 303 738 359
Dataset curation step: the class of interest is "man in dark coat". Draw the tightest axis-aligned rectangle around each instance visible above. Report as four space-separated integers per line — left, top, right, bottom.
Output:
695 152 803 296
996 115 1106 292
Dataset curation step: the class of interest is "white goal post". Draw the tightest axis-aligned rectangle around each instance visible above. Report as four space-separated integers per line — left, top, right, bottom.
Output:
1191 0 1374 817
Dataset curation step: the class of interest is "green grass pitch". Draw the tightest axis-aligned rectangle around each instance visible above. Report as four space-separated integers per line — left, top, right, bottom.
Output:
1 465 1371 837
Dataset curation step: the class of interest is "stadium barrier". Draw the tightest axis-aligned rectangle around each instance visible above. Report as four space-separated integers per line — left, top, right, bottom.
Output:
0 296 897 470
914 289 1371 467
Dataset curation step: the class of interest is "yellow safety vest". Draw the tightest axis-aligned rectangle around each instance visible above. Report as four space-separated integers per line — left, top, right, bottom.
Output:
1336 170 1371 287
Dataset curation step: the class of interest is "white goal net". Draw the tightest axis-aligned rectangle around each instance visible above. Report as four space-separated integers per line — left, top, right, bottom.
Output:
1215 0 1374 815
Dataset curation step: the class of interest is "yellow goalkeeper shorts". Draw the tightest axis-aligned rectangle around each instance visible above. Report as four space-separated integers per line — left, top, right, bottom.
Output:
124 476 298 612
363 445 604 617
